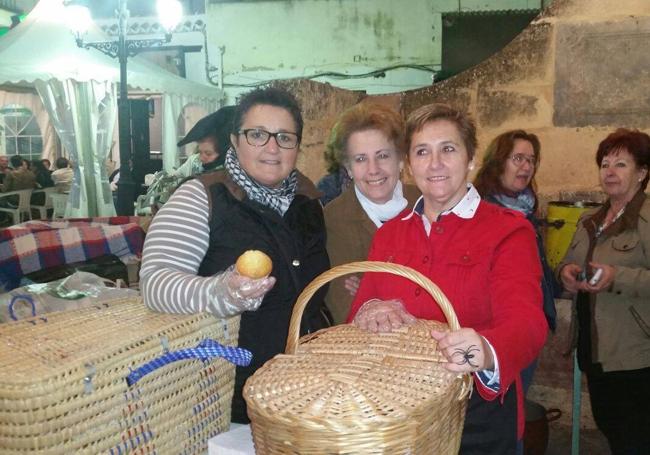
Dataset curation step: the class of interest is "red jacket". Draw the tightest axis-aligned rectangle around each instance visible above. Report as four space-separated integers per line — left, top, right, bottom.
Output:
348 200 547 438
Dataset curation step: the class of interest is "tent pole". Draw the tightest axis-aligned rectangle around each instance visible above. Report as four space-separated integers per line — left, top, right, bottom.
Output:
67 0 185 216
115 0 135 216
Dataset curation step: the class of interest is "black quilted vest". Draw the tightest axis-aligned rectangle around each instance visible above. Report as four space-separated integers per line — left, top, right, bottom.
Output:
196 171 330 423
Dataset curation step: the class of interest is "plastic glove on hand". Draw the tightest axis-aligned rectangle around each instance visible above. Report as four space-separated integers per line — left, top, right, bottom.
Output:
226 268 276 312
344 275 361 297
353 298 416 333
207 266 276 317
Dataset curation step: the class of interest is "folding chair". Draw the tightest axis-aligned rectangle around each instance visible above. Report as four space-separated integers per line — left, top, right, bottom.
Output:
49 192 69 220
31 187 56 219
0 189 33 225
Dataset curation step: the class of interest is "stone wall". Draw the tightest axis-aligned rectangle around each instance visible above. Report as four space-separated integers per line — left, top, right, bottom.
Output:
273 80 364 184
401 0 650 200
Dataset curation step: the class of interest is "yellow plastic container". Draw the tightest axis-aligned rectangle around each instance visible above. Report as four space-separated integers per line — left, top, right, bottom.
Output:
545 201 601 269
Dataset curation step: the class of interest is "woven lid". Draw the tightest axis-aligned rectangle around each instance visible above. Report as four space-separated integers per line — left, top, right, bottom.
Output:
0 298 241 453
0 298 235 393
245 320 463 425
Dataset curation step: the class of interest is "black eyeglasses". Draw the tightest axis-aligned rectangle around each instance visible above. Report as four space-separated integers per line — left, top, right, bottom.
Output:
237 128 300 149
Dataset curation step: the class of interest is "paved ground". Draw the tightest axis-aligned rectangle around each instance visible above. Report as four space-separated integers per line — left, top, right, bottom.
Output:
546 424 610 455
527 299 612 454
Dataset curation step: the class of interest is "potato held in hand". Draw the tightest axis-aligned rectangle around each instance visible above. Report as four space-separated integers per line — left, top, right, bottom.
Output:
236 250 273 279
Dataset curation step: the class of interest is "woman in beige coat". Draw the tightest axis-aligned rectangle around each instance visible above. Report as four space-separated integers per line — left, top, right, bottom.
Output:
323 103 419 324
557 128 649 454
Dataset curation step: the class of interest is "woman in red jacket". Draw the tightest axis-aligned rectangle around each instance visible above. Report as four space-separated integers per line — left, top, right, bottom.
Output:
347 104 547 454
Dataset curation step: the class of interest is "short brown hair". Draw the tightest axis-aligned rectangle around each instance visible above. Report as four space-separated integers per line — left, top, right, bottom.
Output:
596 128 650 190
326 103 405 170
405 103 477 161
473 130 541 199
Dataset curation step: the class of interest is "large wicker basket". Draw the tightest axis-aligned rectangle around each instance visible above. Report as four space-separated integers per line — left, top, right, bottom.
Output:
244 261 472 454
0 297 242 454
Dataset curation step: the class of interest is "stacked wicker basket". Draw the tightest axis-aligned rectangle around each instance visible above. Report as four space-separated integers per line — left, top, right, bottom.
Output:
0 298 240 454
245 261 472 454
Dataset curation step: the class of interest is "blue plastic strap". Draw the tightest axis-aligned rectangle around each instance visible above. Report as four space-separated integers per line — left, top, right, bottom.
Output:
8 294 36 321
125 339 252 387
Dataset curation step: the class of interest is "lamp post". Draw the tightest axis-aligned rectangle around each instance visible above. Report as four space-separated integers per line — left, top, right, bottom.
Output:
66 0 182 215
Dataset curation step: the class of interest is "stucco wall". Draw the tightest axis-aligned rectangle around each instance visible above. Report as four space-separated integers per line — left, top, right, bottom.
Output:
205 0 547 100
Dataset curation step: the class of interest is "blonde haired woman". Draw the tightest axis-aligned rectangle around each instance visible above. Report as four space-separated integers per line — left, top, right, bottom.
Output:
323 103 419 324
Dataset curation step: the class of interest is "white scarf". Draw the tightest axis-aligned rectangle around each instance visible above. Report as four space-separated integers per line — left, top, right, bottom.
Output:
355 181 408 228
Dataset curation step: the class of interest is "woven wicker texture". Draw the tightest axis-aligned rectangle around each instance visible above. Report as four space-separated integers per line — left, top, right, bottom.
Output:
0 298 240 454
245 261 471 454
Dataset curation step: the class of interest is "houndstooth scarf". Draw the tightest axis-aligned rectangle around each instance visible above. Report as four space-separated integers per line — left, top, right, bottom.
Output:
225 148 297 215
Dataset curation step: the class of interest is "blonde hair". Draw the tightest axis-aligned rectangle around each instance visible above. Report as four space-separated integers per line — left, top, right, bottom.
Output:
326 103 405 170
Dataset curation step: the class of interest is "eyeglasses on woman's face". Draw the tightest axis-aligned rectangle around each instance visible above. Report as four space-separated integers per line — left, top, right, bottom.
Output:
237 128 300 149
509 153 537 168
233 105 300 189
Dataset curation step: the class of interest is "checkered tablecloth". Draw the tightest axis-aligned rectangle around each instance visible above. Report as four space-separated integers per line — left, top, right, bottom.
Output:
0 217 145 290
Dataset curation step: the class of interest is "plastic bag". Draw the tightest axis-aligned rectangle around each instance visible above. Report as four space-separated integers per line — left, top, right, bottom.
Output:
0 271 139 323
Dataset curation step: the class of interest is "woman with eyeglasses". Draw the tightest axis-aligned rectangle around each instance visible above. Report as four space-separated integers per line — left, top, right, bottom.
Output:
140 87 330 423
472 130 559 398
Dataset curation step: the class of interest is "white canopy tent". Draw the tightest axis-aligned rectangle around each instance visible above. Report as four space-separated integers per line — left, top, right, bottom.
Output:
0 0 221 217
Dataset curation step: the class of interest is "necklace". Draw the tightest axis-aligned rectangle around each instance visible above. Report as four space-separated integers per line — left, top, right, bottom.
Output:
596 205 625 238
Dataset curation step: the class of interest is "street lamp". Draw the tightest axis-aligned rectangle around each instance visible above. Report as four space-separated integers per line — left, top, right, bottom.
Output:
65 0 182 215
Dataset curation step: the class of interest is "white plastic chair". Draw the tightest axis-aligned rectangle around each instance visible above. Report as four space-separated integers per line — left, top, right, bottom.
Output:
0 189 33 225
31 187 56 219
49 192 69 220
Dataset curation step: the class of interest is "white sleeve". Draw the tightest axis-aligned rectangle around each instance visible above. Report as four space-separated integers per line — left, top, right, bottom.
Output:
475 336 501 392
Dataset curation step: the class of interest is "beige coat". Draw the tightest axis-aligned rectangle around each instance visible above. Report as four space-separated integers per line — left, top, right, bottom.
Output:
557 192 650 372
324 184 420 324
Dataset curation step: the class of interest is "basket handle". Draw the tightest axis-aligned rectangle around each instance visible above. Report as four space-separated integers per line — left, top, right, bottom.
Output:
8 294 36 321
125 339 252 386
286 261 461 354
